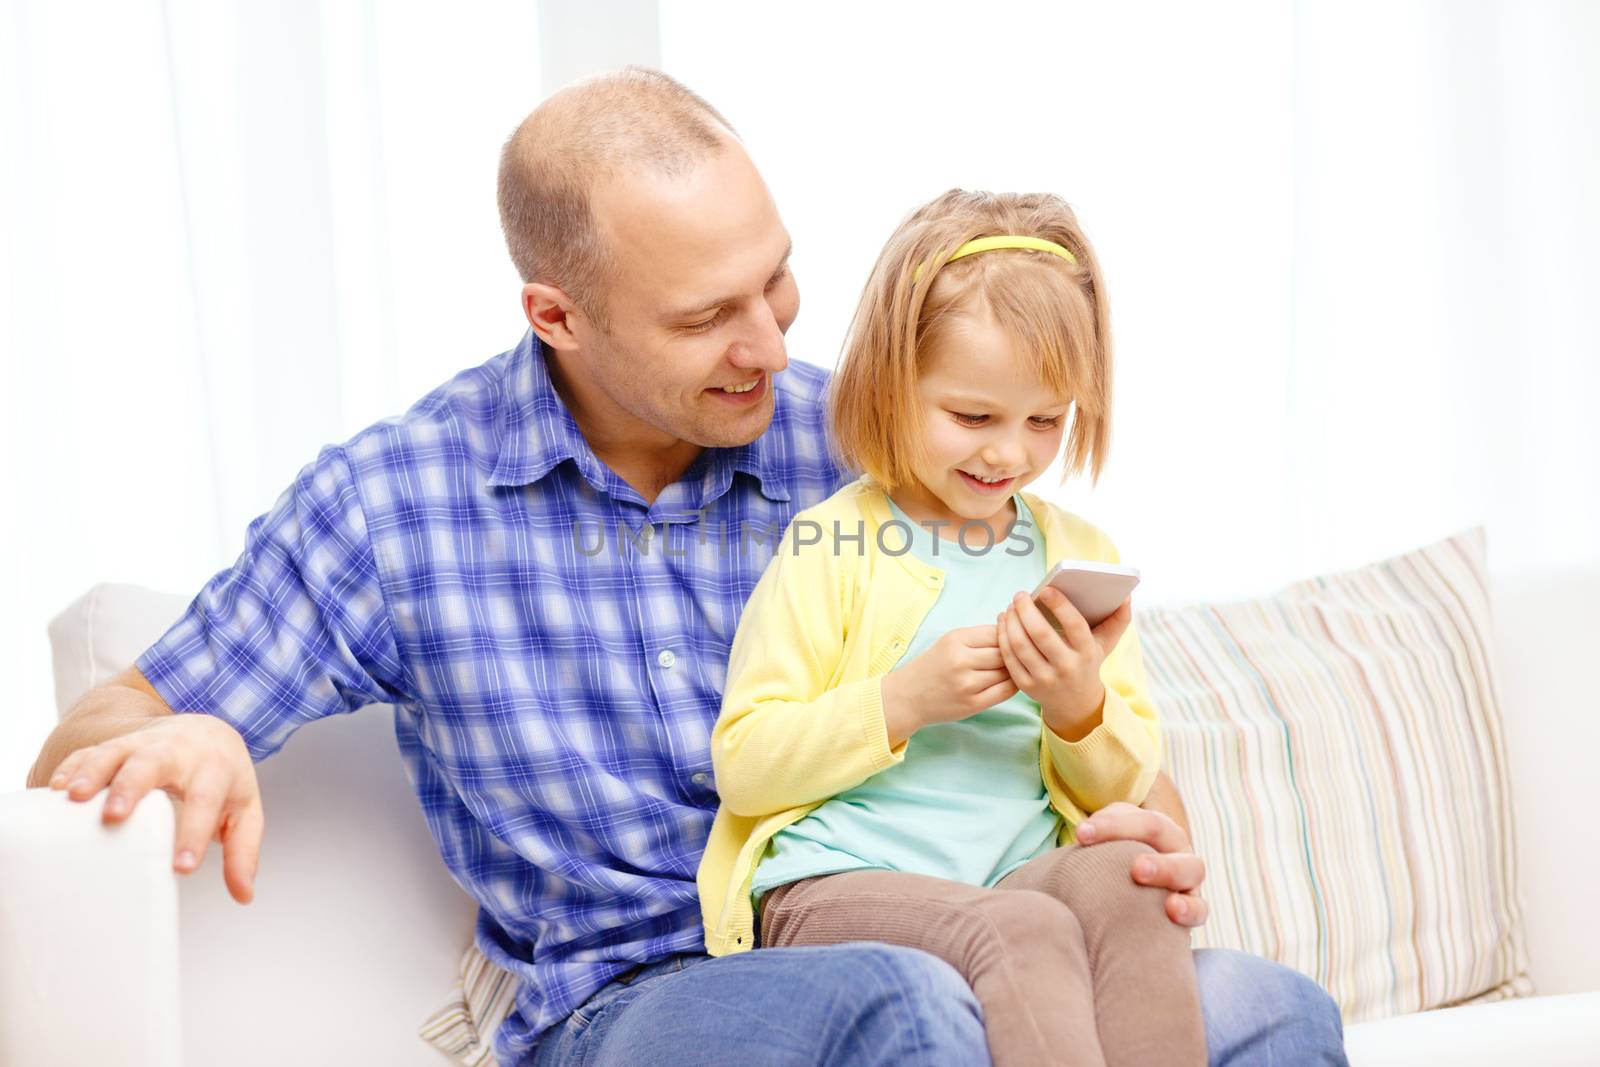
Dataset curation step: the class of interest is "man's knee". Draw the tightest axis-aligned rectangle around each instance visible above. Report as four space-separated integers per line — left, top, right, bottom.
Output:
842 944 992 1066
1194 948 1348 1066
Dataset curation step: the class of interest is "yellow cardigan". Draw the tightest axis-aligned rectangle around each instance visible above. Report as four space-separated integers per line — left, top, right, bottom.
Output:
696 475 1163 955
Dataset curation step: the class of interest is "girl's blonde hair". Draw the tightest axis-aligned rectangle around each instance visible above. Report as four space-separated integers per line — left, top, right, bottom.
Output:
828 189 1113 490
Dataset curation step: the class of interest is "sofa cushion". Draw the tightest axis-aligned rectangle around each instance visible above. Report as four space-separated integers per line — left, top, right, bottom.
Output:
1343 990 1600 1066
48 582 191 716
1145 527 1531 1023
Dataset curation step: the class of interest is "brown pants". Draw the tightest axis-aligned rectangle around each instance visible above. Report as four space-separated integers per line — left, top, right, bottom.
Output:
759 840 1206 1067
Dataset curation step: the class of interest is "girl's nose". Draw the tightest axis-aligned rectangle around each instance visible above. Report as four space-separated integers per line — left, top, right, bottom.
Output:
982 438 1026 471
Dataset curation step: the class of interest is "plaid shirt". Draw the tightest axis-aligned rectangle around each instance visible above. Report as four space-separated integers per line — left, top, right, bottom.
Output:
137 330 850 1062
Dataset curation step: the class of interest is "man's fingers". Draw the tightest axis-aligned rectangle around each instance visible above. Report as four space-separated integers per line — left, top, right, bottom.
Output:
46 750 83 789
1131 850 1207 894
57 739 135 801
99 745 173 823
220 800 264 905
1167 892 1210 929
1076 800 1193 854
171 764 232 874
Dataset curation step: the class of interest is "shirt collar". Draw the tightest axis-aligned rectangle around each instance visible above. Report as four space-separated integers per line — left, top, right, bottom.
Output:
487 331 791 504
486 331 607 491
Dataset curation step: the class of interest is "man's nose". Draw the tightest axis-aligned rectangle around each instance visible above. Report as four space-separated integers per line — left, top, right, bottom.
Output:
728 305 788 372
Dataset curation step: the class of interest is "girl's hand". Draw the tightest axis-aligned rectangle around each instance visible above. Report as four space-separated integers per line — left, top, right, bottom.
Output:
997 589 1133 739
881 624 1018 745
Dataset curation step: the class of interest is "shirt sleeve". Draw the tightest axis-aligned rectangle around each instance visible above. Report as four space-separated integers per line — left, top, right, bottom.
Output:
135 445 411 762
1039 525 1164 825
709 509 905 818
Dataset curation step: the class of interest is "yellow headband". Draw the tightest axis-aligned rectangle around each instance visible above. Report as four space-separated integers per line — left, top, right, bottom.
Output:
911 234 1077 283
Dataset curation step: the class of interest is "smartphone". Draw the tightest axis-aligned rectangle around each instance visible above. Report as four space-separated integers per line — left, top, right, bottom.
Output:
1029 560 1141 629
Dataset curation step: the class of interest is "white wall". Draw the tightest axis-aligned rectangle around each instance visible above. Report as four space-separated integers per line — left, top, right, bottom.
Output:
660 0 1600 602
6 1 1597 788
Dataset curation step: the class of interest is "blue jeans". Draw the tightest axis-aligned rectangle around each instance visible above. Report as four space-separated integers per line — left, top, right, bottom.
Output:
525 944 1348 1066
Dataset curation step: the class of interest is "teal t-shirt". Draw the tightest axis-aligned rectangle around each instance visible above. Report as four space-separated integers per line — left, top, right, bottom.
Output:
751 492 1060 908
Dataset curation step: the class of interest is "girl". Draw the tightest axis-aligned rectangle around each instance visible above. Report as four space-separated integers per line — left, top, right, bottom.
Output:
696 190 1205 1067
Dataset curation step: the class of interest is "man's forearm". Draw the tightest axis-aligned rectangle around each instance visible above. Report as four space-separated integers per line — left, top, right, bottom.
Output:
25 670 173 788
1140 770 1192 840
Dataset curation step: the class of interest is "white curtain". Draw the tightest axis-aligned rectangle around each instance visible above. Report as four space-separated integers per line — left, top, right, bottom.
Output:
1 0 542 783
5 0 1596 785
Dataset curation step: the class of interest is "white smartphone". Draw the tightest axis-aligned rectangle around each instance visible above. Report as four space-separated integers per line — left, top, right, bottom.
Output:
1029 560 1141 629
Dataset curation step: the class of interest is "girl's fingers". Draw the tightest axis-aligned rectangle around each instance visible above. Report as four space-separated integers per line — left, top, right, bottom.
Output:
1091 598 1134 655
1002 605 1049 678
967 667 1012 690
996 612 1029 686
973 675 1019 707
954 624 1001 647
1014 592 1076 662
965 645 1006 671
1038 588 1094 652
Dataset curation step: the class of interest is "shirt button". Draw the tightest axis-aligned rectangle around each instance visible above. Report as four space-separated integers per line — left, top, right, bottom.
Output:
657 648 677 669
691 772 710 786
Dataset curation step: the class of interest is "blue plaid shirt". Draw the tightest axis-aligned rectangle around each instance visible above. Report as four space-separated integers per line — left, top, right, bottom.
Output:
137 331 850 1063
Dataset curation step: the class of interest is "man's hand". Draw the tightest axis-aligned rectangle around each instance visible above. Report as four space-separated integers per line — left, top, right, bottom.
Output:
1074 794 1209 929
44 711 264 905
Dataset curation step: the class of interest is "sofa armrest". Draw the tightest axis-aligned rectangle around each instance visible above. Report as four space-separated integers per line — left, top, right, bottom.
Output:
0 786 183 1066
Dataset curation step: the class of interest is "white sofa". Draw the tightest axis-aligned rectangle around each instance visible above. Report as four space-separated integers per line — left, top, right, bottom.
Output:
4 571 1599 1066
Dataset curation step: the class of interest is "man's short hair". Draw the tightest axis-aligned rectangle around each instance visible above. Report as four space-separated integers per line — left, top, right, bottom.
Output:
497 67 738 327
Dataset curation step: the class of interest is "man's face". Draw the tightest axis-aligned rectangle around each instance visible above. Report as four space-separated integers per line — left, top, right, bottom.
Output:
578 141 797 449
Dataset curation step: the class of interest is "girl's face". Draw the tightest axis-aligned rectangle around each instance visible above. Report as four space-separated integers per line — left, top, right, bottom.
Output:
896 310 1072 535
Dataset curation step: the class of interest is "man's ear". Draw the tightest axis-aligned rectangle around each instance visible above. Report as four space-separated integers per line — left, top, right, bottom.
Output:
522 282 586 351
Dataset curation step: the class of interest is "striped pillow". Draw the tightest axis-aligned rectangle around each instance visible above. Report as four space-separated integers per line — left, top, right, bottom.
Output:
1143 526 1532 1023
418 941 519 1066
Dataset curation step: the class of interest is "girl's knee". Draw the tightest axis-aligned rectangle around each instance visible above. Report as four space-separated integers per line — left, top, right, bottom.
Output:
1061 840 1173 928
1087 838 1159 868
970 889 1085 970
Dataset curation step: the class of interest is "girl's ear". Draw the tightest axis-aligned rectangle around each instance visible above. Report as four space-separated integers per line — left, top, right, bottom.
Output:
522 282 584 350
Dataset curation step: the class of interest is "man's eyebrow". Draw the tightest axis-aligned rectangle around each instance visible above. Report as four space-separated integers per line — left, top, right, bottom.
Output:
666 242 793 321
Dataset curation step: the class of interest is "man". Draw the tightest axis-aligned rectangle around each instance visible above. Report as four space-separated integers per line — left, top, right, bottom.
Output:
28 68 1346 1066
